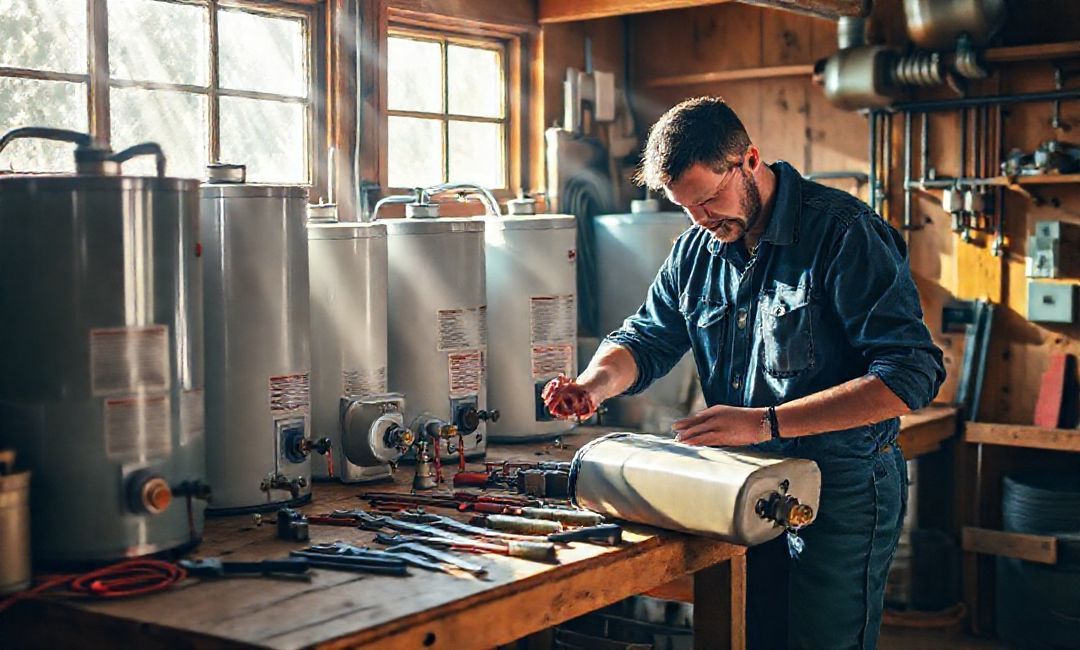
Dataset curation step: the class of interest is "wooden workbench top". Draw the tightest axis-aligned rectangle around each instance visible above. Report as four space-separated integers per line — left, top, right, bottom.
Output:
1 427 744 650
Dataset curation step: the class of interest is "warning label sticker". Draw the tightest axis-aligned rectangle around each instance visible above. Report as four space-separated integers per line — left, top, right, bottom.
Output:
531 344 575 379
437 306 487 351
180 389 205 446
530 295 576 345
105 394 172 460
448 350 483 399
269 373 310 414
343 366 388 397
90 326 170 396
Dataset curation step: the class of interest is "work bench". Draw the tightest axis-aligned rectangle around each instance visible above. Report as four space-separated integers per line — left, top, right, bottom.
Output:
1 428 747 650
1 409 956 649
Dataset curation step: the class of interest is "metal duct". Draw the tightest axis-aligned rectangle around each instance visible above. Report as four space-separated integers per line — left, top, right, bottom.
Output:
904 0 1006 50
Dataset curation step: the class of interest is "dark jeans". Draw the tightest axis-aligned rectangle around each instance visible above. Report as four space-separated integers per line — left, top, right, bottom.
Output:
745 432 908 649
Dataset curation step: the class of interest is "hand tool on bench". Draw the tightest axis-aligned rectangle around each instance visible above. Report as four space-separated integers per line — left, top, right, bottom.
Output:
289 544 409 576
470 514 564 535
179 558 312 579
548 523 624 545
381 542 488 576
373 532 556 562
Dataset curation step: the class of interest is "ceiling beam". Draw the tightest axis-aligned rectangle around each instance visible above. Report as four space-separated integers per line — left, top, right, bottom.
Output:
538 0 869 23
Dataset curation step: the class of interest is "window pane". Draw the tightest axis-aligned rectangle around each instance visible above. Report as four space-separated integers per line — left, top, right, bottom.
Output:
387 37 442 114
0 0 87 74
219 9 306 98
0 77 87 172
220 96 306 184
447 45 502 118
111 87 208 179
109 0 209 85
448 121 503 189
388 116 442 188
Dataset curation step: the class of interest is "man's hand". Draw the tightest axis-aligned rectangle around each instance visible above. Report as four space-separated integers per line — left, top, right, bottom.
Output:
672 404 768 447
542 374 600 421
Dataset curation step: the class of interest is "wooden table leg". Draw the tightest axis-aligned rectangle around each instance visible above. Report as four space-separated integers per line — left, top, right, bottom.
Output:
693 555 747 650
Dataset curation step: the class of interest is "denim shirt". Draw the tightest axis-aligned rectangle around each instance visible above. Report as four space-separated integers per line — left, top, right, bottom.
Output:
605 161 946 457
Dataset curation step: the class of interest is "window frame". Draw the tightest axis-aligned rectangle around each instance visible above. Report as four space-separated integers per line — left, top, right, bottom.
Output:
385 25 516 196
0 0 323 186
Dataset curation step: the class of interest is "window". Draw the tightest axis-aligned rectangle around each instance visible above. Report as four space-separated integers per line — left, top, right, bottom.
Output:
387 31 507 190
0 0 89 172
0 0 314 183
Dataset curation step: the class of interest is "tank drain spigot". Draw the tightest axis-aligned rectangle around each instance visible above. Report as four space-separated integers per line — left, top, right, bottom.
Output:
261 473 308 498
755 481 815 530
126 470 173 515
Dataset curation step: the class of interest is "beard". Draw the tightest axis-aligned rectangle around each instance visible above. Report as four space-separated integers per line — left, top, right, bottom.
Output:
707 169 763 243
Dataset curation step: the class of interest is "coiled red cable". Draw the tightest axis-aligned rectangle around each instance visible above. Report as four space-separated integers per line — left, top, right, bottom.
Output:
0 559 186 614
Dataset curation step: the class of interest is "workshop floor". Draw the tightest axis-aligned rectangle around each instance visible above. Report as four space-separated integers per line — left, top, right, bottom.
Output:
879 626 1002 649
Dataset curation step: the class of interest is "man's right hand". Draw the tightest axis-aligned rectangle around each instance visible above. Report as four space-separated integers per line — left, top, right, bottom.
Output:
542 374 600 421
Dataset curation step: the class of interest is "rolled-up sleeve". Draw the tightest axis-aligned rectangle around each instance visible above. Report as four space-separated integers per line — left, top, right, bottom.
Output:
603 254 691 396
825 213 946 410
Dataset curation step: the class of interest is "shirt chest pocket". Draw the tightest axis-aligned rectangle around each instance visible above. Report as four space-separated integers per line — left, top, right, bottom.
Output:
679 293 728 374
759 282 815 377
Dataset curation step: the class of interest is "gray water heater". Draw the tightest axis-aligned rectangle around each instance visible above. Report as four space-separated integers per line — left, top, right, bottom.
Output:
0 128 208 563
200 164 319 513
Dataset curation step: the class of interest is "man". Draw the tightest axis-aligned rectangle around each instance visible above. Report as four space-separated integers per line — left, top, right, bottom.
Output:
544 96 945 649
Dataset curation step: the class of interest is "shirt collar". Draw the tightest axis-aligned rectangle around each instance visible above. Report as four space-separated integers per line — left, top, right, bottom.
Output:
706 160 801 257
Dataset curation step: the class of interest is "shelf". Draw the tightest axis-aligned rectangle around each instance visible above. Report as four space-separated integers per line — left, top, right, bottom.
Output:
987 173 1080 186
984 41 1080 64
641 64 814 88
898 405 958 459
962 527 1058 564
964 421 1080 452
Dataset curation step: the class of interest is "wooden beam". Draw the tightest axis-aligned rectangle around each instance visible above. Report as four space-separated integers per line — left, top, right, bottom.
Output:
985 41 1080 64
693 555 746 650
964 422 1080 453
539 0 730 24
642 64 813 88
737 0 870 19
391 0 536 33
962 527 1058 565
898 405 958 460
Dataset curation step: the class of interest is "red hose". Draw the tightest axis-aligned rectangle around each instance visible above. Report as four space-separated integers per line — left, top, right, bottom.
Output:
0 559 186 614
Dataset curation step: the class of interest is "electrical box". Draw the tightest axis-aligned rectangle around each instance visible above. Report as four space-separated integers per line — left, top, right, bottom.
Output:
1027 220 1080 279
1028 281 1077 323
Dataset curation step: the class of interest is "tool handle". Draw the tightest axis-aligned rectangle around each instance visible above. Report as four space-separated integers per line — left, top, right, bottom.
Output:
548 523 623 545
519 507 604 527
227 558 311 575
470 501 511 515
505 541 557 562
452 472 490 488
479 514 562 535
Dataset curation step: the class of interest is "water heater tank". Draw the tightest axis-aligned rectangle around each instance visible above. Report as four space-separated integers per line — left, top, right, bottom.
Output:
0 128 207 563
200 166 313 513
594 207 695 431
485 214 578 441
307 210 400 482
385 217 490 457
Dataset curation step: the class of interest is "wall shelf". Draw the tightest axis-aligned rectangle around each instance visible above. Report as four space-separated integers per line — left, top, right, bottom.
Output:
965 421 1080 452
987 173 1080 186
641 64 814 88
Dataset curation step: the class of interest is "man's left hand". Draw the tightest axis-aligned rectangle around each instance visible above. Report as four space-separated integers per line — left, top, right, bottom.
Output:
672 404 768 447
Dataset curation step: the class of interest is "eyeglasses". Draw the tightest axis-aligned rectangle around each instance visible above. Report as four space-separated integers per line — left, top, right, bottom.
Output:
682 157 746 218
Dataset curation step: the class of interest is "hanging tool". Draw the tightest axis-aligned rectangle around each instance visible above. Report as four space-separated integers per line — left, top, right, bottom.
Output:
548 523 624 546
179 558 311 579
373 532 556 562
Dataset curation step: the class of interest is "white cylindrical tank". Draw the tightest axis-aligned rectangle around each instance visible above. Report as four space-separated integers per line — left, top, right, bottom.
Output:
485 214 578 441
307 211 393 481
200 169 313 513
385 217 491 457
571 433 821 545
595 206 695 431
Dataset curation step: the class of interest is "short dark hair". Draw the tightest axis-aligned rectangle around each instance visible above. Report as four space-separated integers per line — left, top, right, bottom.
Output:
634 96 752 191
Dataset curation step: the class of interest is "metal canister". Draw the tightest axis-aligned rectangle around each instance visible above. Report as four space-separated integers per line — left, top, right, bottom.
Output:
594 205 696 431
0 128 207 563
0 463 30 594
570 433 821 545
307 208 400 482
384 217 492 457
200 165 314 513
484 214 578 441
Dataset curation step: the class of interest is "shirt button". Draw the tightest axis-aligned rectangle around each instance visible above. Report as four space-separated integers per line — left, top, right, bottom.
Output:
732 374 742 390
736 308 748 329
774 305 787 317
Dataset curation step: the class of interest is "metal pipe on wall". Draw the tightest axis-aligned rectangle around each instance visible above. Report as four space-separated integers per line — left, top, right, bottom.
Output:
869 111 879 213
886 88 1080 113
903 111 914 232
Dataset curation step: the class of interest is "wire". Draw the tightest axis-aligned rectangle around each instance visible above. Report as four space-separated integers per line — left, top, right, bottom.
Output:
0 559 186 614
